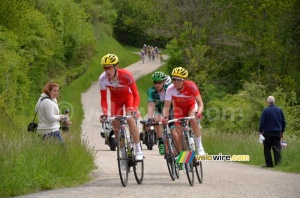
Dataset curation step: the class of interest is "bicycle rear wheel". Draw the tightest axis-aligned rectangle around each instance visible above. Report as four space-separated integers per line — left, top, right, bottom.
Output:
117 134 128 187
195 160 203 183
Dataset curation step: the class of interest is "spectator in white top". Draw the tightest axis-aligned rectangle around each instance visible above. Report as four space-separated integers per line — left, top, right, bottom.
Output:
36 81 72 143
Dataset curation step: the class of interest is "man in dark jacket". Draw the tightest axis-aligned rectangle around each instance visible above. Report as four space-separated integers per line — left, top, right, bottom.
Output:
258 96 286 167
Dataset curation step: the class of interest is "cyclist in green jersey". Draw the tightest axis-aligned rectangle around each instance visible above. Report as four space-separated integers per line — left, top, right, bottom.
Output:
147 71 174 155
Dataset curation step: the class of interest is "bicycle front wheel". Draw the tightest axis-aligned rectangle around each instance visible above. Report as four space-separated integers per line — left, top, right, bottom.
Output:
195 160 203 183
133 156 144 184
164 138 179 181
182 136 194 186
148 131 154 150
117 134 128 187
185 161 194 186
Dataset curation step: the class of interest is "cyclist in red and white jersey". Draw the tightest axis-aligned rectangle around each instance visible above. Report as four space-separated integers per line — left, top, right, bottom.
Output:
99 54 143 161
163 67 205 156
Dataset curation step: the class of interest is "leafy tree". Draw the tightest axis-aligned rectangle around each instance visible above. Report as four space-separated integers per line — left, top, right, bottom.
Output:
0 0 98 123
80 0 117 25
0 27 30 120
111 0 170 47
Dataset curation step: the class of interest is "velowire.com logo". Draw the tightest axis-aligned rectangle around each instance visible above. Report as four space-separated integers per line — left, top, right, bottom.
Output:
176 151 250 163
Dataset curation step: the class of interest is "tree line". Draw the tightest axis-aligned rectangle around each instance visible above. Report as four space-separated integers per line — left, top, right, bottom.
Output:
0 0 299 136
111 0 300 136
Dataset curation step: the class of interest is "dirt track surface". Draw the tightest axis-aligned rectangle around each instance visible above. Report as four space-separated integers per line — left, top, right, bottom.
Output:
16 55 300 198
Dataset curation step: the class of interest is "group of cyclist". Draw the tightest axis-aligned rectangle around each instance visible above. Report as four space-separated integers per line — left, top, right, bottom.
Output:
98 53 205 163
140 44 163 63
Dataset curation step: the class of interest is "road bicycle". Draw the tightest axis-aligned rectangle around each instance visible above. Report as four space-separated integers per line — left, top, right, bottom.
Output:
102 115 144 187
141 119 180 181
169 115 203 186
140 120 157 150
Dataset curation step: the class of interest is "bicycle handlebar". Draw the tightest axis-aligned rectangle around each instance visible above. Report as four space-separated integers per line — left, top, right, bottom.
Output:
102 115 133 123
108 115 132 120
155 116 197 125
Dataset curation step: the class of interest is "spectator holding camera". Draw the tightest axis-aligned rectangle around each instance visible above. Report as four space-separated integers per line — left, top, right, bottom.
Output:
35 81 72 143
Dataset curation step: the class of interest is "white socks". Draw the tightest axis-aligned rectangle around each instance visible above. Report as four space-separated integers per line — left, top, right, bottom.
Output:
135 143 142 152
195 136 203 149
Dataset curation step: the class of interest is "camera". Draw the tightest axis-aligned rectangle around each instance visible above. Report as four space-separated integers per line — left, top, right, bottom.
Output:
28 122 38 132
61 109 70 132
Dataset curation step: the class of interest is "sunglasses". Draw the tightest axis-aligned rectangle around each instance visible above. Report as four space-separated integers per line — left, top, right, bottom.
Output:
153 81 164 84
103 66 114 71
172 77 184 82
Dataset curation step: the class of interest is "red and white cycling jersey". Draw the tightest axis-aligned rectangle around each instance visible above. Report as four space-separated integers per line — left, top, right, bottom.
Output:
165 80 200 117
99 69 140 115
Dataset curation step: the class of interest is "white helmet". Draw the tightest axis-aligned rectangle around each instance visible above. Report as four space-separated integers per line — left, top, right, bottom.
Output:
164 75 172 85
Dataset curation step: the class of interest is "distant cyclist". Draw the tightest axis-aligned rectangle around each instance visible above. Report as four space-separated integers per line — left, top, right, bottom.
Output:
159 51 163 64
147 45 152 61
140 50 145 64
151 48 156 61
143 44 147 52
99 54 143 161
154 47 159 59
163 67 205 156
147 71 175 155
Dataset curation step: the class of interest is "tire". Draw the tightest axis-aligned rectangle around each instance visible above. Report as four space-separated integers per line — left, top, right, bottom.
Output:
109 132 117 151
144 131 148 145
148 131 154 150
109 137 117 151
164 140 175 181
195 160 203 183
182 135 194 186
185 162 194 186
133 154 144 184
175 163 180 179
117 133 128 187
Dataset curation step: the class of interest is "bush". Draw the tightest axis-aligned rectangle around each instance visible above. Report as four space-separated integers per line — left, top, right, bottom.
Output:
205 82 300 137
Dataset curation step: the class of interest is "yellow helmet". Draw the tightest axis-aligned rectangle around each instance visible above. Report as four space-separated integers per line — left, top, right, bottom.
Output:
171 67 188 78
101 54 119 65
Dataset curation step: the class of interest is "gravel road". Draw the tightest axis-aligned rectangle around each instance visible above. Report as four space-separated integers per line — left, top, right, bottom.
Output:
17 55 300 198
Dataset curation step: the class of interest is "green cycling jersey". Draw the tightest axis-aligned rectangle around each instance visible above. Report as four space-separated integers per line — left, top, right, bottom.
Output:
147 84 170 113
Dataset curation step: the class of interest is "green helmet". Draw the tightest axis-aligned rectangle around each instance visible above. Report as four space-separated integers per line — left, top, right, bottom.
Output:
152 71 166 82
